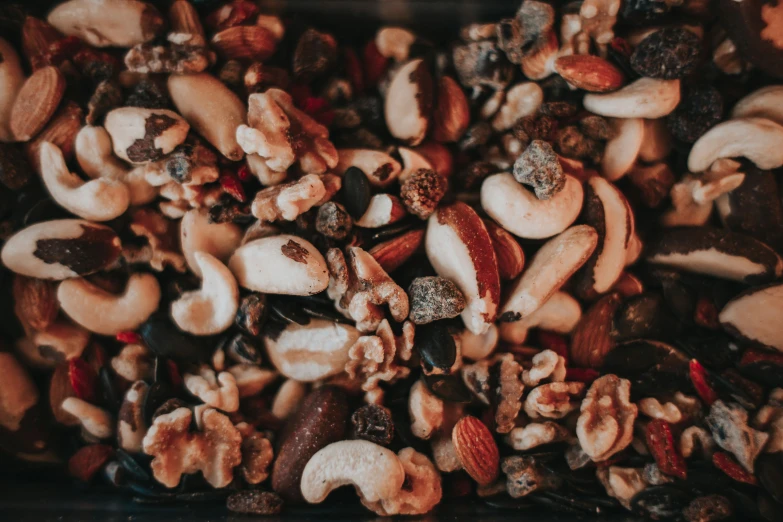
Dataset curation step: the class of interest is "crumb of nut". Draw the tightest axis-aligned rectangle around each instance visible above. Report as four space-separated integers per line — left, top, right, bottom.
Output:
512 140 565 200
555 126 602 164
345 319 412 402
408 276 467 325
316 201 353 240
400 168 447 219
501 455 562 498
351 403 395 445
227 491 284 515
240 430 274 484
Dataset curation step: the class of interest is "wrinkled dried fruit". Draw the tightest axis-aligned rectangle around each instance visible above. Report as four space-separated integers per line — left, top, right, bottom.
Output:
351 404 395 446
630 28 701 80
646 419 686 479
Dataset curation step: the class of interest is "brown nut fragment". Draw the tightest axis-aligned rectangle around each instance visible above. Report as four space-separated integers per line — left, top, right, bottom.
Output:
524 382 585 420
0 38 24 142
239 429 274 484
13 275 58 331
706 400 768 472
124 41 212 74
501 455 563 498
361 448 442 516
117 381 148 453
512 140 565 200
628 163 676 209
212 25 277 62
576 374 638 462
400 168 447 219
327 247 410 333
433 76 469 143
48 0 163 48
408 276 466 325
227 491 283 515
10 66 66 142
293 28 337 81
368 229 425 274
351 403 395 445
522 349 567 387
452 415 500 486
142 407 242 488
384 59 433 145
554 55 625 93
251 174 329 222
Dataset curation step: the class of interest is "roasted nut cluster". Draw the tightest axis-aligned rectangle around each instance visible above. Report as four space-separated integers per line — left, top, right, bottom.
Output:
3 0 783 519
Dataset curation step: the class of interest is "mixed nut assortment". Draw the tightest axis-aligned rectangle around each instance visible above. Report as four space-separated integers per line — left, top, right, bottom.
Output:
2 0 783 519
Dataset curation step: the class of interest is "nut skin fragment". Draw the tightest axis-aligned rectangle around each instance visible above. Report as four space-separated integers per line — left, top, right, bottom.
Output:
576 374 638 462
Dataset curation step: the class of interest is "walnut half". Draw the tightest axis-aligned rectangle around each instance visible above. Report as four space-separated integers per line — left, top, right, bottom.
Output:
576 374 637 462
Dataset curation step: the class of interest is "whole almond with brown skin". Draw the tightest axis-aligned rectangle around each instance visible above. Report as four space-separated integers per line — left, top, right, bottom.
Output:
22 16 64 70
13 275 59 331
554 55 625 93
433 76 470 143
369 228 425 273
452 415 499 485
26 101 84 171
271 386 349 503
212 26 277 61
570 292 623 368
49 363 79 426
483 219 525 280
11 66 66 141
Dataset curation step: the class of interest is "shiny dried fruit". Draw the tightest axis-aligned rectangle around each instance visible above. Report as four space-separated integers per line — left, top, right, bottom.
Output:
645 419 686 479
689 359 718 406
630 28 701 80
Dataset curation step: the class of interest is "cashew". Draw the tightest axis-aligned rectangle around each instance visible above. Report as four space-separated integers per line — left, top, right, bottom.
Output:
361 448 442 516
180 208 243 278
601 118 644 181
57 273 161 335
40 142 130 221
61 397 114 439
499 291 581 344
0 38 24 143
688 117 783 172
75 125 157 205
300 440 406 504
583 78 680 119
171 252 238 336
48 0 163 47
481 173 583 239
409 380 444 440
168 73 247 160
731 85 783 125
459 325 499 361
184 366 239 412
335 149 402 187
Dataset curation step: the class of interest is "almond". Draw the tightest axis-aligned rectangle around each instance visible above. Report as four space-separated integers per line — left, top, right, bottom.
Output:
212 25 277 62
554 55 625 93
169 0 206 46
483 219 525 280
433 75 469 143
369 228 425 273
49 363 79 426
452 415 499 485
21 16 64 70
569 292 623 368
13 275 59 331
11 66 66 142
25 101 84 172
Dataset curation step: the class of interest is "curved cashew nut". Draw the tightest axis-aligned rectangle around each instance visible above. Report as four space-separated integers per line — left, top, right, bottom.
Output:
688 117 783 172
481 173 583 239
61 397 114 439
180 209 243 278
583 78 680 119
731 85 783 125
40 142 130 221
499 291 581 344
75 125 158 205
300 440 406 504
171 252 238 335
57 273 161 335
601 118 644 181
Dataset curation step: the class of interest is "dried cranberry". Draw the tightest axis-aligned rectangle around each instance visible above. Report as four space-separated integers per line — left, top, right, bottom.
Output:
343 47 365 94
116 331 142 344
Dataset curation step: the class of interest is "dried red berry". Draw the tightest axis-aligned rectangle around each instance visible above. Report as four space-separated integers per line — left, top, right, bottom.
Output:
646 419 687 479
740 345 783 366
289 84 312 108
610 37 632 58
116 331 142 344
690 359 718 406
68 358 97 403
220 171 247 202
694 296 720 329
68 444 114 482
314 109 335 127
167 360 183 389
537 330 569 363
344 47 365 94
565 368 600 384
301 96 329 115
237 164 252 182
363 41 388 88
713 451 758 485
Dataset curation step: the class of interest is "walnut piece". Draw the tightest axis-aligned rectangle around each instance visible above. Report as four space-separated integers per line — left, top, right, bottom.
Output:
524 381 585 420
576 374 637 462
142 407 242 488
361 448 442 516
127 208 186 272
679 426 715 459
236 423 274 485
597 466 648 509
346 319 413 403
638 397 684 424
125 41 213 74
327 247 410 333
522 349 567 387
506 421 573 451
236 88 338 179
251 173 340 222
184 366 240 412
574 0 621 55
754 388 783 453
462 354 524 434
111 344 154 382
501 455 562 498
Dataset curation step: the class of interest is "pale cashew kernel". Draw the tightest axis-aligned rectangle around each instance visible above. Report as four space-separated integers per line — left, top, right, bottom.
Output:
300 440 406 504
584 78 680 119
409 379 444 440
731 85 783 125
184 366 240 412
57 273 161 335
688 117 783 172
361 448 442 516
601 118 644 181
61 397 114 439
638 397 683 424
40 142 130 222
171 252 239 335
180 208 243 278
500 291 581 344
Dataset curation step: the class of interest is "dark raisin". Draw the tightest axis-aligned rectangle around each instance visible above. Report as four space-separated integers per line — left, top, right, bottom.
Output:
223 333 263 365
416 321 458 374
0 143 33 190
631 28 701 80
292 28 337 81
621 0 672 25
126 80 172 110
351 404 395 445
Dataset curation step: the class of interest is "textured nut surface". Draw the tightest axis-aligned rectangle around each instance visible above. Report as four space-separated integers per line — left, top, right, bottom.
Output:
10 66 66 142
452 415 500 486
57 273 161 335
433 76 469 142
0 353 39 432
409 379 444 440
361 448 442 516
300 440 405 503
184 366 240 412
576 375 638 462
0 38 24 142
524 382 585 420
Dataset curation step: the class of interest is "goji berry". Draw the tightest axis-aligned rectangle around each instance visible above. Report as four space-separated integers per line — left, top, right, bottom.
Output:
301 96 329 116
220 170 246 202
289 83 312 108
314 109 335 127
645 419 687 479
237 164 252 182
565 367 599 384
363 40 388 88
690 359 718 406
712 451 757 485
68 444 114 482
116 331 142 344
610 37 632 58
68 358 97 403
